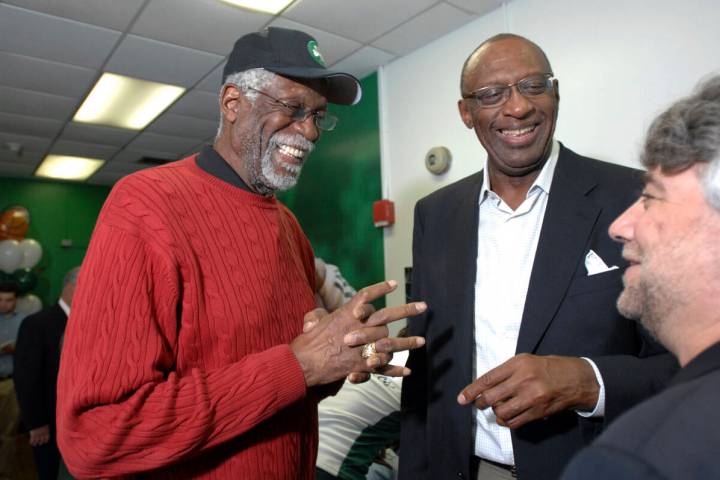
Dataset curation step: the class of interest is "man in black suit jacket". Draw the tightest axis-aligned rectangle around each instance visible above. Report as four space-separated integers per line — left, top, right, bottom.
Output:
14 267 79 480
561 76 720 480
399 34 677 480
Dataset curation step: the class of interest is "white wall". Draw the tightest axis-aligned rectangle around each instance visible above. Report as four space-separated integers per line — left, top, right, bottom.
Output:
380 0 720 309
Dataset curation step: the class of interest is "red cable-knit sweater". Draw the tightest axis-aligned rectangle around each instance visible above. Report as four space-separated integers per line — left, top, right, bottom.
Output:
57 156 319 479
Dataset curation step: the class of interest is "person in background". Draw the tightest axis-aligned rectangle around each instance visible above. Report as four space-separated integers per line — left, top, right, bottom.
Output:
562 76 720 480
0 282 24 479
56 27 424 480
400 33 677 480
14 267 80 480
313 262 404 480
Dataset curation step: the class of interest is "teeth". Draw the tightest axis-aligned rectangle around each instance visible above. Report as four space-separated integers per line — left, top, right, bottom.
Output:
500 126 535 136
278 144 305 159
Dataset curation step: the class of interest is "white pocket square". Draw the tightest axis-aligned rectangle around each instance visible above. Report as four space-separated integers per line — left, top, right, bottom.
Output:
585 249 619 276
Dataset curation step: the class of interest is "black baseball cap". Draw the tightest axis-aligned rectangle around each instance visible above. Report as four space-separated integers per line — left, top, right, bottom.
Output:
223 27 362 105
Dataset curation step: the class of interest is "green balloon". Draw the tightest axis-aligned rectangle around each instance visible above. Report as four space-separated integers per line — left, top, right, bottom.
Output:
13 268 37 294
0 271 12 285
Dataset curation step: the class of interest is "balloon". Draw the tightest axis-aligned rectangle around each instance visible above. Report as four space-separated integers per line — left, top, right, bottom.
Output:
0 239 22 274
13 268 37 294
0 206 30 240
16 293 42 315
18 238 42 269
0 271 12 284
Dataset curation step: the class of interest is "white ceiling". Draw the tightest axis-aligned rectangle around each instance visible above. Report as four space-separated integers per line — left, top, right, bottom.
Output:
0 0 502 185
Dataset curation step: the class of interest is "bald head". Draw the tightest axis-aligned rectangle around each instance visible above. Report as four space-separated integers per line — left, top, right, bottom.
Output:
460 34 553 94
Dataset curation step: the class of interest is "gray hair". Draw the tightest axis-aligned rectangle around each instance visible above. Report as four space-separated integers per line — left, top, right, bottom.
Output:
63 267 80 287
215 68 276 140
642 75 720 210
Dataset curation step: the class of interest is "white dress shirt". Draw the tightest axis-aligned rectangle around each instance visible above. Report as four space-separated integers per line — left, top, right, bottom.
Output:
473 140 605 465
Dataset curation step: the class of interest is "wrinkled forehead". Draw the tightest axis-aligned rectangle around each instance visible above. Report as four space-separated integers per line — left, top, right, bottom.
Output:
466 39 551 86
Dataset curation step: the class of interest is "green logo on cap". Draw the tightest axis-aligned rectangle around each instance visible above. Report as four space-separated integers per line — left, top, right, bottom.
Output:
307 40 326 67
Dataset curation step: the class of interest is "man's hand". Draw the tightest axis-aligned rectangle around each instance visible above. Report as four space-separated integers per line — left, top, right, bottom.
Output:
457 354 599 429
29 425 50 446
291 280 425 387
0 341 15 354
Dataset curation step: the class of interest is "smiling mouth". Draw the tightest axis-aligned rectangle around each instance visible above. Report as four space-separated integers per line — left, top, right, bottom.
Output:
499 125 537 137
277 144 307 161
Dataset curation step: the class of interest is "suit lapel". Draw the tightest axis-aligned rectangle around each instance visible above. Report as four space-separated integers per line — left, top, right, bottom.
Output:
516 146 602 354
444 173 482 382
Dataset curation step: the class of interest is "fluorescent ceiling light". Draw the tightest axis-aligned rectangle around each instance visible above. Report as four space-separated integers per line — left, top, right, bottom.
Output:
73 73 185 130
35 155 105 181
219 0 295 14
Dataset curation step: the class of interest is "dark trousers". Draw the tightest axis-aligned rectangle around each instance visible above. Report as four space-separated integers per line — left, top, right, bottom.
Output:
32 439 60 480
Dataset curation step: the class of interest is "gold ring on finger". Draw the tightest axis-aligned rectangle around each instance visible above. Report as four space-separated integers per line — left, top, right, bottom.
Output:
361 342 377 359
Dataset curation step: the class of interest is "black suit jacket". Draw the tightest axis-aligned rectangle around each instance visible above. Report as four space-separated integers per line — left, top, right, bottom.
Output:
562 342 720 480
14 302 68 431
399 145 678 480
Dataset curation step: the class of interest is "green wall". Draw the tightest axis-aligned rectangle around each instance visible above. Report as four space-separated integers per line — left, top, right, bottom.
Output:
278 73 385 301
0 178 110 306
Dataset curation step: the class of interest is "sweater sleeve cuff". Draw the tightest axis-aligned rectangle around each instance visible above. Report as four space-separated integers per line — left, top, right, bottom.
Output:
265 344 308 409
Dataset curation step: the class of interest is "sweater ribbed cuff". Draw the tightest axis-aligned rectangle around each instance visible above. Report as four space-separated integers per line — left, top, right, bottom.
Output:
266 344 307 409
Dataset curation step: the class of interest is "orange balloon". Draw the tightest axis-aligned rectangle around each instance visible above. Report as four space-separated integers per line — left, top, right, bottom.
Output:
0 206 30 240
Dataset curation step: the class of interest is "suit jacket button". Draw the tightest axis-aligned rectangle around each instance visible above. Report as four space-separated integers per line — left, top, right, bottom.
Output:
457 473 464 479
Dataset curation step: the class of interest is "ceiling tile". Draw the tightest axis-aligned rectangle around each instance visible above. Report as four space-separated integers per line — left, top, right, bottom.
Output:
51 140 119 160
0 150 42 167
372 3 476 56
0 113 64 139
166 90 219 121
267 18 363 66
0 132 51 154
146 114 218 140
3 0 146 31
0 86 77 121
283 0 439 43
60 123 138 147
445 0 504 15
101 160 152 174
0 161 37 177
331 47 397 80
131 0 271 55
113 149 179 164
0 52 97 98
105 35 224 88
86 171 128 186
126 132 199 154
195 64 225 93
0 4 121 69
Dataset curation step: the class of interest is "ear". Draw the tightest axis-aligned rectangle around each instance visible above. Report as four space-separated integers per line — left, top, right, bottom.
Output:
220 84 246 123
458 99 474 129
553 78 560 102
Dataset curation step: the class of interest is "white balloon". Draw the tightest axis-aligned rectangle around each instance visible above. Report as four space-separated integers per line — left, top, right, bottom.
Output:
0 239 22 274
18 238 42 269
16 293 42 315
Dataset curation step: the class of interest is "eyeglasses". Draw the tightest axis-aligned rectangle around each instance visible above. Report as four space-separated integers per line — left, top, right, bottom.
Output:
245 87 338 131
463 74 555 108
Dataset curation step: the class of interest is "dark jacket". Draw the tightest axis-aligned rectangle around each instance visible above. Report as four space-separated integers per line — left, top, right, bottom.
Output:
399 144 678 480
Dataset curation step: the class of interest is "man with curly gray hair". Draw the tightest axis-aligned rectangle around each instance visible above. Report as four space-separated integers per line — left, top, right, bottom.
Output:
561 75 720 480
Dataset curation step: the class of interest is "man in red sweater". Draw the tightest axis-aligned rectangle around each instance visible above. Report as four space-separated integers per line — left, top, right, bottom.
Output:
56 27 424 479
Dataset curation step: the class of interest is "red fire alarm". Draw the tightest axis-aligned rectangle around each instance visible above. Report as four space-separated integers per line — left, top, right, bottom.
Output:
373 199 395 228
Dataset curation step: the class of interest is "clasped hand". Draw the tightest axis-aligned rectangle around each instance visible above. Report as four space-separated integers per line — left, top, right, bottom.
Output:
292 280 426 387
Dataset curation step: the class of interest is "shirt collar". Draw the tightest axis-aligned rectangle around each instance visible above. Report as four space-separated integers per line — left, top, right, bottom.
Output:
58 298 70 317
480 139 560 204
195 145 252 192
